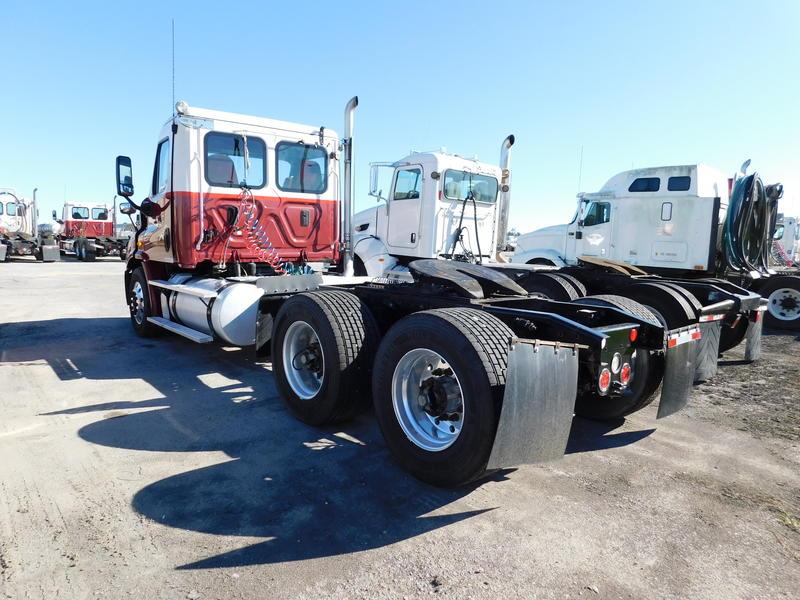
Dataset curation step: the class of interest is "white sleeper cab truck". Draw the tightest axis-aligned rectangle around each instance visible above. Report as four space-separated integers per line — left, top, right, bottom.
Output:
0 188 59 262
52 202 127 261
514 163 800 343
114 97 704 487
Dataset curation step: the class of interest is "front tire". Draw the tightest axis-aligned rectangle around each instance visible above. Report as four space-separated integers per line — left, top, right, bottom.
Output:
126 267 161 337
272 291 379 425
372 308 513 487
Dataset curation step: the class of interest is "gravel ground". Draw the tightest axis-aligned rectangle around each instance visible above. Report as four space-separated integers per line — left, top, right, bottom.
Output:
0 258 798 599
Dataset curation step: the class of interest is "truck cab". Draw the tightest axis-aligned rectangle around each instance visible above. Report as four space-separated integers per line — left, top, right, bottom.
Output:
54 203 114 239
352 149 510 277
0 188 29 236
514 164 730 273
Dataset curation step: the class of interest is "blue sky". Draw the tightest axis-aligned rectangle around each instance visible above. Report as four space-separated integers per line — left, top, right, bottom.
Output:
2 0 798 230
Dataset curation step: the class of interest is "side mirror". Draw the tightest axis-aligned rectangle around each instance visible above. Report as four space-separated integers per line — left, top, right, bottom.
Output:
139 198 162 218
369 164 380 197
116 156 134 197
52 210 57 220
119 202 136 216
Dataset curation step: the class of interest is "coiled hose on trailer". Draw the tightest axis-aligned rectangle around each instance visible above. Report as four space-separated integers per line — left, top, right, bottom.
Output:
723 173 783 274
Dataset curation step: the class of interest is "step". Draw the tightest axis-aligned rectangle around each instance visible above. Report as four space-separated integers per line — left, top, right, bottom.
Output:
146 317 213 343
148 279 218 299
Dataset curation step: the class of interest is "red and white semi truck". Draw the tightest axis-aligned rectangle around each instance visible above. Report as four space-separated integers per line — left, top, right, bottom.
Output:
52 202 127 260
115 97 717 486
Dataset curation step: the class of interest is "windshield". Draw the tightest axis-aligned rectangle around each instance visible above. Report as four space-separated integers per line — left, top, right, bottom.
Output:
443 170 498 203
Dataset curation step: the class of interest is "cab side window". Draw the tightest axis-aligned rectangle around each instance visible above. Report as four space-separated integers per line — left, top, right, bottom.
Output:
92 208 109 220
393 169 422 200
152 139 171 195
276 142 328 194
582 202 611 227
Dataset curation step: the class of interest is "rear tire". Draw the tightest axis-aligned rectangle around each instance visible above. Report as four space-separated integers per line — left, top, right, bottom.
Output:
572 295 663 420
372 308 513 487
272 291 379 425
518 272 579 300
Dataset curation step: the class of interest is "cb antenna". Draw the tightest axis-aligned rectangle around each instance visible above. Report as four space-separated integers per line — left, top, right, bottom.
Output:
171 19 175 114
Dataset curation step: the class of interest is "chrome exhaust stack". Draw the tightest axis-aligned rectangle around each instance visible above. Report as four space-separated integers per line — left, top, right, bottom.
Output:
495 135 515 255
342 96 358 277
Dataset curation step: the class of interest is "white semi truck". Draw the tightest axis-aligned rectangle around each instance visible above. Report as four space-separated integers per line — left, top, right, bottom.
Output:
513 164 799 334
0 188 60 262
772 214 799 266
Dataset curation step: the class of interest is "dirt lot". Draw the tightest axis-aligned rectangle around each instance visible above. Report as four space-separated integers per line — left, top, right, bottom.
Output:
1 259 798 599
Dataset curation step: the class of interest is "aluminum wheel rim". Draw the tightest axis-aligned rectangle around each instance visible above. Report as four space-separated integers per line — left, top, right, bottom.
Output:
130 281 146 325
282 321 325 400
767 287 800 321
391 348 464 452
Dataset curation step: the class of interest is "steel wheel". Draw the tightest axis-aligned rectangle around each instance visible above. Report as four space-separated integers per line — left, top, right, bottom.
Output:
391 348 464 452
767 287 800 322
282 320 325 400
130 280 146 325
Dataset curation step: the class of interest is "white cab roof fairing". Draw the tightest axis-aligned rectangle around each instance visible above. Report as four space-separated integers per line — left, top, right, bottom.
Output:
166 103 340 142
392 152 502 181
593 164 730 201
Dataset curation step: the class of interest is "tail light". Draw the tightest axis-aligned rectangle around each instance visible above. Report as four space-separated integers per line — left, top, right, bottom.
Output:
620 363 632 385
598 368 611 393
629 328 638 342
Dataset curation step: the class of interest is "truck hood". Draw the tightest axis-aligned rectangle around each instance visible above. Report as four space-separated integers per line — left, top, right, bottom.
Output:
515 223 568 253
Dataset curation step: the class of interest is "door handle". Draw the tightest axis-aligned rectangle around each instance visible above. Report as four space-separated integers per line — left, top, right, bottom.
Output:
410 233 416 243
568 232 575 237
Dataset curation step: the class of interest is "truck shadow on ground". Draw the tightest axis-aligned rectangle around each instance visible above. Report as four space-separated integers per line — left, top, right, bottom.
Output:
1 316 653 569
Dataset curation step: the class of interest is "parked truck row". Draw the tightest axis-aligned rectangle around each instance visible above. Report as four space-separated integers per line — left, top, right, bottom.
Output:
109 97 784 487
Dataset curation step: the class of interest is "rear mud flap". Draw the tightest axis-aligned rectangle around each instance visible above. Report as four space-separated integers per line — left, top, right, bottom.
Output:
657 340 696 419
487 340 579 470
744 317 763 362
693 322 721 383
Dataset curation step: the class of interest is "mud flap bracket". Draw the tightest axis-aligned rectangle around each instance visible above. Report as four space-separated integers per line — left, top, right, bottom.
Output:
487 339 580 470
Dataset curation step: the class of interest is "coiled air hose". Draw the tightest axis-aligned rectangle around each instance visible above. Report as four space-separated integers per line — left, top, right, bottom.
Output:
723 173 782 274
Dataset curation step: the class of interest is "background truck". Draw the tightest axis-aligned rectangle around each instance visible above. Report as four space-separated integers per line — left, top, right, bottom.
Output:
772 214 799 266
0 188 60 262
513 163 799 338
115 97 703 487
52 202 127 261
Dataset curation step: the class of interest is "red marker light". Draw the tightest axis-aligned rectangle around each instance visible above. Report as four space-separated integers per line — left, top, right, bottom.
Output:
691 329 702 341
620 363 632 385
629 328 638 342
598 368 611 393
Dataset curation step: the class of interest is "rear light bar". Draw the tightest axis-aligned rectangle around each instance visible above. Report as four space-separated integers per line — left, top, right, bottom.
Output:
698 313 725 322
667 327 701 349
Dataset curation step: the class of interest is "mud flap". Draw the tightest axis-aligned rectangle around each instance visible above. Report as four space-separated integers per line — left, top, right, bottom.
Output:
744 316 763 362
487 339 579 470
657 339 696 419
693 322 721 383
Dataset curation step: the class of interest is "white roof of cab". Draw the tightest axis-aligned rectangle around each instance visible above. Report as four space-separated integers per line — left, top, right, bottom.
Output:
594 163 730 199
172 102 339 140
393 152 501 178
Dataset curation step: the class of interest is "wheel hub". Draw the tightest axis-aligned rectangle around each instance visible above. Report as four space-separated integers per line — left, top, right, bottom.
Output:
282 321 325 400
768 287 800 321
130 281 145 325
392 348 465 452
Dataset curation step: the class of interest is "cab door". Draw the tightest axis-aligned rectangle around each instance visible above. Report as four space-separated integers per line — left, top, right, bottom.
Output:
144 137 174 262
576 201 612 258
387 166 423 251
